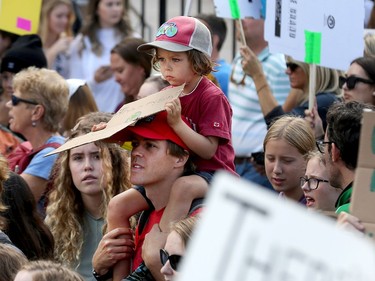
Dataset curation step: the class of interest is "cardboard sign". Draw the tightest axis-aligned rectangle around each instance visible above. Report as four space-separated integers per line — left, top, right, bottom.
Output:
0 0 42 35
357 111 375 169
179 172 375 281
351 111 375 239
213 0 263 19
45 84 184 156
264 0 364 70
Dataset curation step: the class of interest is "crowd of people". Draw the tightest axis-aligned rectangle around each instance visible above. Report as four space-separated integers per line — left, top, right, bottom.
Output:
0 0 373 280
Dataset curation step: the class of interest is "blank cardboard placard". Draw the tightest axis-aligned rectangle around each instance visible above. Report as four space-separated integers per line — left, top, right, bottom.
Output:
45 84 184 156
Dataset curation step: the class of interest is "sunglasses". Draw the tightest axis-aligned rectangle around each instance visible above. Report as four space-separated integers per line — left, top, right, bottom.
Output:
11 95 38 106
160 249 182 271
339 76 374 90
286 62 299 72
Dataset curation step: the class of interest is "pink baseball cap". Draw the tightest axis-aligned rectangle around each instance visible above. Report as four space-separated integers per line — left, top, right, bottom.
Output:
108 111 190 150
137 16 212 57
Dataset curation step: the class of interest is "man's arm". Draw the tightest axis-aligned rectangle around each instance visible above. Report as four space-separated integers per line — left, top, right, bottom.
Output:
92 228 134 277
142 224 168 281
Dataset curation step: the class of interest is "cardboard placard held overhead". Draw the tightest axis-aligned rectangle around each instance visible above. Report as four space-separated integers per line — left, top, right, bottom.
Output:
178 172 375 281
0 0 43 35
264 0 364 71
351 111 375 240
45 84 184 156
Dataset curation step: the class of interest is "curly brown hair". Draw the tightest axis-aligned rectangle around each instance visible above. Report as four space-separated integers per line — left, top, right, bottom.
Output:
45 112 132 267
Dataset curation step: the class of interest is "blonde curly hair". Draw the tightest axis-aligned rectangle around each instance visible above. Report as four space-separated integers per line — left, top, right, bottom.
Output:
45 112 132 267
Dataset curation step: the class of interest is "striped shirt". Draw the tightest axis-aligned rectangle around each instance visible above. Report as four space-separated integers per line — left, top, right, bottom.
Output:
229 47 290 156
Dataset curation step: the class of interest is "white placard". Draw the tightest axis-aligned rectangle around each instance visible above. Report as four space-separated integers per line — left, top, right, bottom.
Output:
178 172 375 281
213 0 263 19
265 0 364 71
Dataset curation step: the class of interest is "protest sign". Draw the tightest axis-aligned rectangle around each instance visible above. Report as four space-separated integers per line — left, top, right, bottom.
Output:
351 111 375 240
264 0 364 71
45 84 184 156
0 0 42 35
179 171 375 281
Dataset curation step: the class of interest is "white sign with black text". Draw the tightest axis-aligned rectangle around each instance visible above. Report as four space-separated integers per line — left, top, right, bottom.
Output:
264 0 364 70
178 172 375 281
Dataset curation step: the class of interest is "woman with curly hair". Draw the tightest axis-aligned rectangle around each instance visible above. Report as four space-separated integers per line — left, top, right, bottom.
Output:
69 0 135 113
45 112 133 280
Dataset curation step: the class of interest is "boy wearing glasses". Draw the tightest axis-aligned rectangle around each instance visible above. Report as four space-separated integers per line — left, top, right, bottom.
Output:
301 150 342 212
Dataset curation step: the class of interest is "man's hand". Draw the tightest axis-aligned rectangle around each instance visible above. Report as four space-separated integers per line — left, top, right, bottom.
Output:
336 212 365 235
92 227 134 276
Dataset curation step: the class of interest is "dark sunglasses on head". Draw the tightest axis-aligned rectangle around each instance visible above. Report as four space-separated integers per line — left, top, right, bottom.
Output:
160 249 182 271
286 62 299 72
11 95 38 106
338 76 374 90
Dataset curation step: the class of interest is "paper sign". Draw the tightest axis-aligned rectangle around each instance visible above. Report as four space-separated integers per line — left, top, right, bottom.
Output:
214 0 263 19
45 84 184 156
265 0 364 71
0 0 42 35
179 172 375 281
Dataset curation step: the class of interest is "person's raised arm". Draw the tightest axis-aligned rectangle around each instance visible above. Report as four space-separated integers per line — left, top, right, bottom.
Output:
142 224 168 281
165 98 218 159
240 46 279 116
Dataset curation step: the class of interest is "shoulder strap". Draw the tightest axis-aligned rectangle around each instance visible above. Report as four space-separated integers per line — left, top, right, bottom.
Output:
28 142 61 158
15 142 61 174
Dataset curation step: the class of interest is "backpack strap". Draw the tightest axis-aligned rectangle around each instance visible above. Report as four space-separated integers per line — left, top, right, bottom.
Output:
27 142 61 158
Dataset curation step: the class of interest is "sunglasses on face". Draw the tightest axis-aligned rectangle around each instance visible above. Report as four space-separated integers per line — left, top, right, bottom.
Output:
338 76 374 90
160 249 182 271
286 62 299 72
11 95 38 106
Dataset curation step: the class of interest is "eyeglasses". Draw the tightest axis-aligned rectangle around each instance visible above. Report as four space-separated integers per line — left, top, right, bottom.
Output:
160 249 182 271
316 140 334 154
300 176 329 190
338 76 374 90
11 95 38 106
286 62 299 72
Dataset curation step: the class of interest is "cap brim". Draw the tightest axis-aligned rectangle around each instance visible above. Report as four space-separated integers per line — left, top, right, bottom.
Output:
106 125 164 143
138 41 193 53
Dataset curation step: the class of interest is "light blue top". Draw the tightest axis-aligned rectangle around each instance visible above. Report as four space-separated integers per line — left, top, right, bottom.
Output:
23 135 65 180
229 47 290 156
213 58 231 98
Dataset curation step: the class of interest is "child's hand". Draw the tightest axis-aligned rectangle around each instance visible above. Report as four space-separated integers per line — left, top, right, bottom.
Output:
165 98 182 127
92 122 108 132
